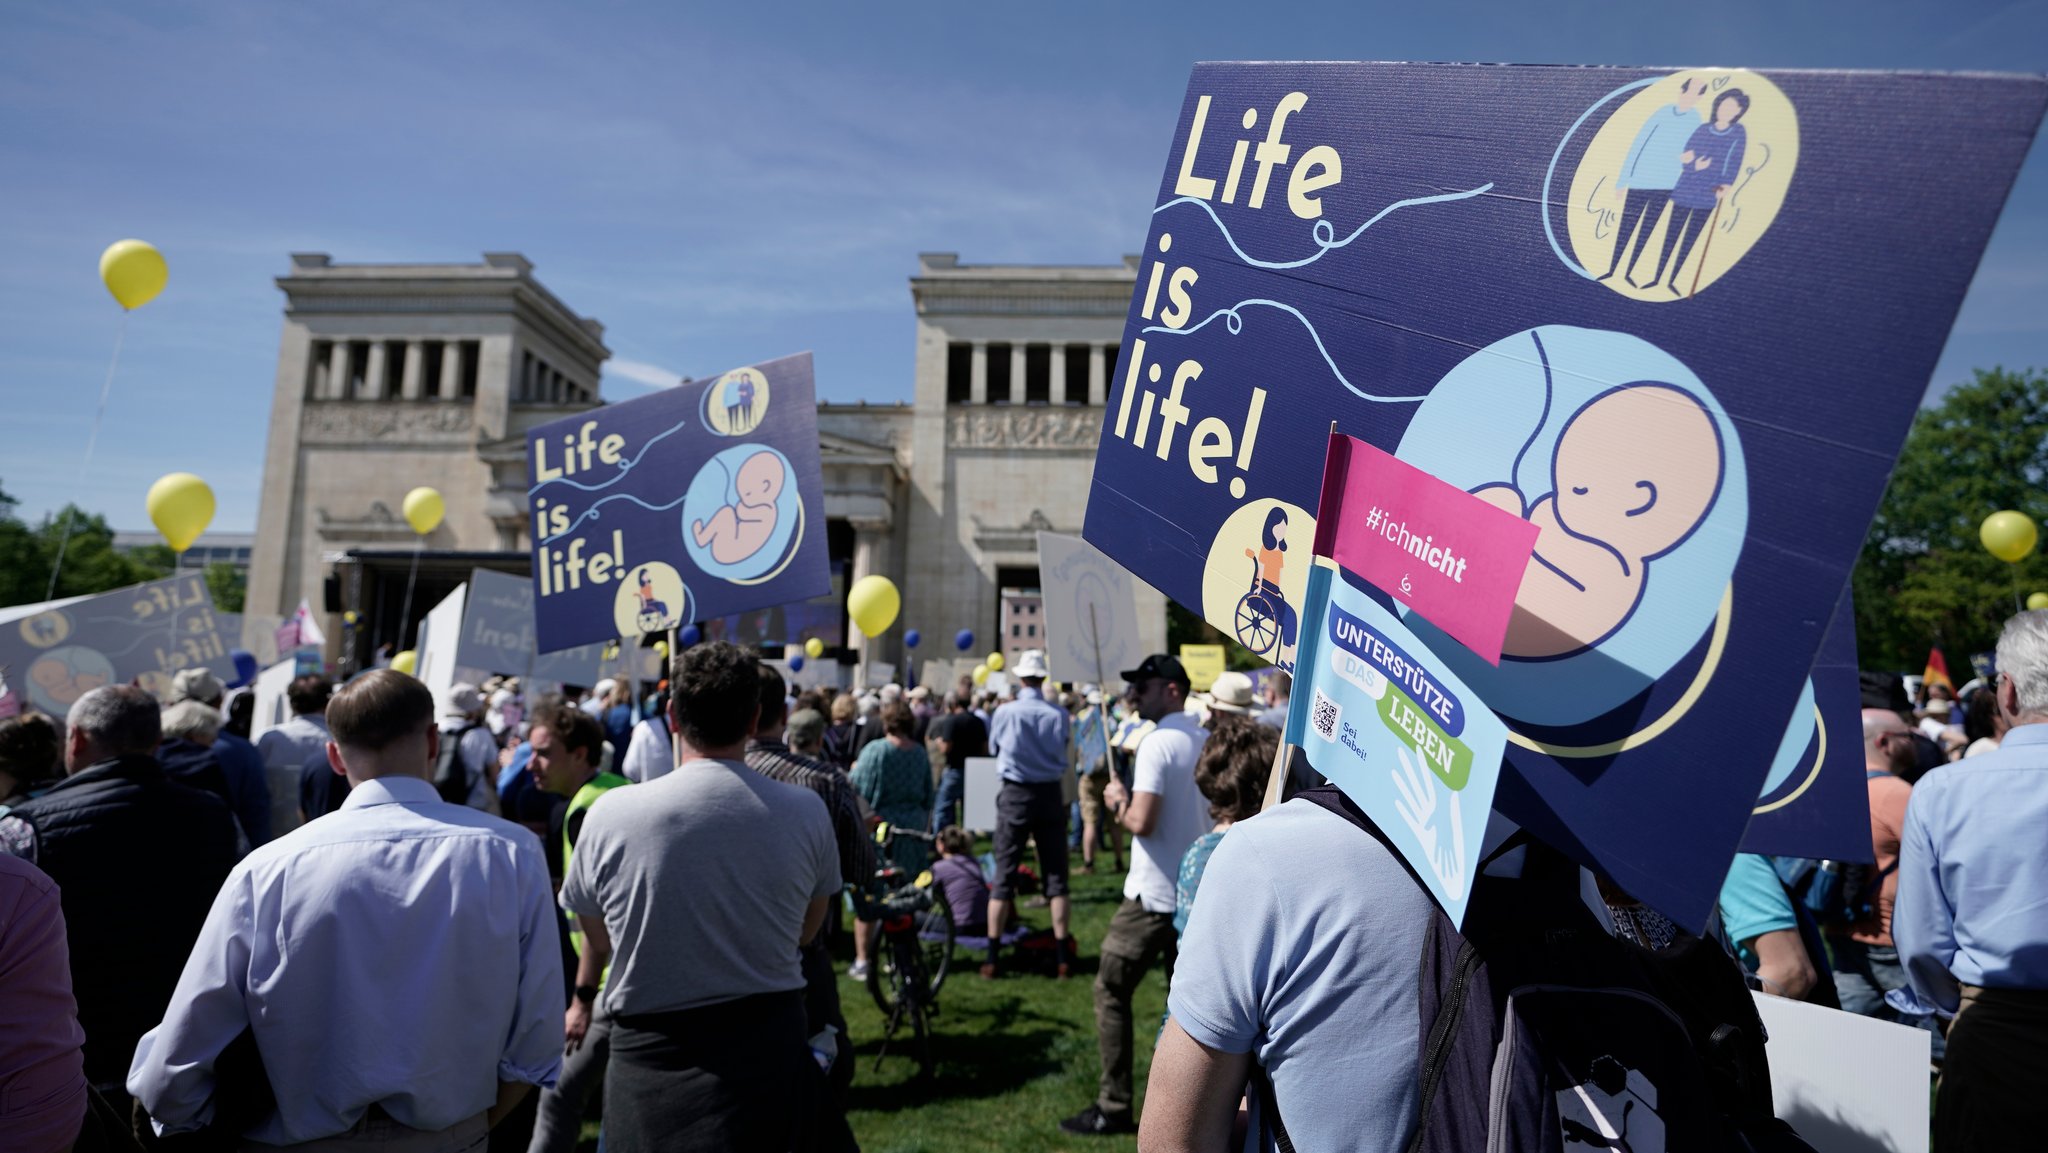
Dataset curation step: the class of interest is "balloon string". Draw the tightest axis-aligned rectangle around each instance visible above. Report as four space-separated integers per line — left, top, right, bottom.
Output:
46 310 131 600
399 537 422 650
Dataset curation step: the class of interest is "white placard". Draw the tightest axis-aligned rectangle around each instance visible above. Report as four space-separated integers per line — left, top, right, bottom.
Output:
413 584 468 714
1752 991 1929 1152
1036 531 1144 689
963 755 1002 833
250 658 296 741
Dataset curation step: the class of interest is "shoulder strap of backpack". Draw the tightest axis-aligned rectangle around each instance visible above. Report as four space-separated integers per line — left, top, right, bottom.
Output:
1250 1061 1299 1153
1865 769 1891 781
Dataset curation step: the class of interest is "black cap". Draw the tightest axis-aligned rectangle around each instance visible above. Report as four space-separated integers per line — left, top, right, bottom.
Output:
1121 654 1190 688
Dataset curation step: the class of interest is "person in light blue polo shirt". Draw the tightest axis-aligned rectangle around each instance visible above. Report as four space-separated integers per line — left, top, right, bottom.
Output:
1599 76 1705 286
1897 609 2048 1146
983 649 1072 977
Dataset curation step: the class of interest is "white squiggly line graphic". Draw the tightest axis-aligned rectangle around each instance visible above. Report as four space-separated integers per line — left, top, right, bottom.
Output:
1153 183 1496 271
1142 299 1426 405
527 416 693 496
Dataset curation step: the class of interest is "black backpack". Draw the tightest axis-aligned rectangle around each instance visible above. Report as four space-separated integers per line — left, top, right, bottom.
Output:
433 722 484 805
1258 786 1815 1153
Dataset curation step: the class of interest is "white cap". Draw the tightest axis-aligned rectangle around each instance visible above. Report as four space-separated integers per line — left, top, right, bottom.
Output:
1206 670 1257 713
1013 649 1049 679
445 682 484 716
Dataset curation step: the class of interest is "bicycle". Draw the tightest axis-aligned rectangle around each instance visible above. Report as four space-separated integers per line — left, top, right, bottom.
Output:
1235 552 1281 657
850 823 953 1080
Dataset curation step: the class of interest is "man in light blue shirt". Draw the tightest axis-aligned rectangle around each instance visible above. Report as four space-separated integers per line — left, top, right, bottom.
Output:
985 649 1074 976
130 669 563 1148
1599 76 1704 286
1897 609 2048 1146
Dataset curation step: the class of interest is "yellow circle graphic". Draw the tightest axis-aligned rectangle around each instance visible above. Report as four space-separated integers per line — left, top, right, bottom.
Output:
1753 704 1828 815
704 367 771 436
1201 499 1315 670
614 562 690 638
1565 70 1799 301
19 611 72 648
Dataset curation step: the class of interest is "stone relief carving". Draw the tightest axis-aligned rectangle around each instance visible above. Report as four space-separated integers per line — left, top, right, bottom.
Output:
302 402 474 443
947 407 1102 450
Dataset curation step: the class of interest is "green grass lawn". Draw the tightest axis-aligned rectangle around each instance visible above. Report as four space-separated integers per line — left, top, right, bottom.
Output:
837 852 1162 1153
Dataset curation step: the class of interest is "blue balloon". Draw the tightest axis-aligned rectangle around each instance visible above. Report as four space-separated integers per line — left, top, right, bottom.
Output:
955 629 975 652
787 653 805 673
228 649 258 689
904 629 921 649
679 624 702 648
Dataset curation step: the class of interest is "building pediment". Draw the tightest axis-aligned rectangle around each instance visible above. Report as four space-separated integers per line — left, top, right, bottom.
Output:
315 501 419 543
971 508 1073 553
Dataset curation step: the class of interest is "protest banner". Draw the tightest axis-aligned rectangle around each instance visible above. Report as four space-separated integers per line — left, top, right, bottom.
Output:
962 756 1001 832
1752 993 1929 1152
0 574 236 714
1742 595 1872 862
1035 531 1146 689
1179 644 1225 692
459 568 607 687
526 352 831 653
1083 62 2045 925
250 657 295 741
413 584 468 713
1286 559 1510 925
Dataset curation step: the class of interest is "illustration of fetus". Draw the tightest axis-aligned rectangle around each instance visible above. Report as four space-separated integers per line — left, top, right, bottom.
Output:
691 450 786 565
1472 384 1723 659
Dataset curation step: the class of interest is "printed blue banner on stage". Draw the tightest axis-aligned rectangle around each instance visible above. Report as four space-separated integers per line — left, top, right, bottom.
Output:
1741 595 1872 863
1286 560 1508 926
526 352 832 653
1082 63 2045 927
0 574 236 714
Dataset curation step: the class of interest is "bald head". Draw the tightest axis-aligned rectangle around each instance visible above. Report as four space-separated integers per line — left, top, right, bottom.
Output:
1862 708 1914 776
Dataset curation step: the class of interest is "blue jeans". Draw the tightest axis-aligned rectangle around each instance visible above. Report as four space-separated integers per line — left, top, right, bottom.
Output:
931 767 964 832
1830 937 1945 1061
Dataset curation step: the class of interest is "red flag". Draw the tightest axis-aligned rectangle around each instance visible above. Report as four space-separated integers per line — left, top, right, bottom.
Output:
1923 647 1954 694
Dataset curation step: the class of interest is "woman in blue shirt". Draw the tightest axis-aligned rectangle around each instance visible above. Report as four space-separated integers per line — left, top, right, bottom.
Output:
1175 718 1276 938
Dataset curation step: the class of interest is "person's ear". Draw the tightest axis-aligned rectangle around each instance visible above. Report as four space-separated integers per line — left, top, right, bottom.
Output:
327 740 347 778
65 725 89 770
425 725 441 774
1999 675 2022 722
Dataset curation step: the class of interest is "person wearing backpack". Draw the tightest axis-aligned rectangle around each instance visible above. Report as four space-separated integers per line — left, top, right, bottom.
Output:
1717 852 1837 1007
1823 711 1918 1021
435 683 501 813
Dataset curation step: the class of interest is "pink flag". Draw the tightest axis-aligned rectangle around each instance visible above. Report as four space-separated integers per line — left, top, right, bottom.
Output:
1312 433 1538 665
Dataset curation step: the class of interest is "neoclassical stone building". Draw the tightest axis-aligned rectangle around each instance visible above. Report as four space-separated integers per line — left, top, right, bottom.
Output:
245 251 1167 681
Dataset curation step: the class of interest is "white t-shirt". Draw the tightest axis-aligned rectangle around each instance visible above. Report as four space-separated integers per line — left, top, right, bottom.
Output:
1126 711 1210 914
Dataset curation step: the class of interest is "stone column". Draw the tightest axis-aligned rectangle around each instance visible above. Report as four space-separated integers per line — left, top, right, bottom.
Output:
1089 344 1108 406
438 342 463 400
1050 344 1068 405
327 341 350 400
400 342 424 399
970 342 988 405
1009 345 1026 406
849 523 882 690
364 342 388 400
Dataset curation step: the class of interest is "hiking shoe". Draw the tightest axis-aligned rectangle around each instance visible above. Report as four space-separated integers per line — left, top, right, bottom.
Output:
848 960 870 980
1059 1105 1135 1136
979 961 999 980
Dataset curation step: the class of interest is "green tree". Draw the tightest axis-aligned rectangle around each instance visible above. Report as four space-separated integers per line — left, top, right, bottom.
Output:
1852 367 2048 670
0 481 175 608
205 561 247 613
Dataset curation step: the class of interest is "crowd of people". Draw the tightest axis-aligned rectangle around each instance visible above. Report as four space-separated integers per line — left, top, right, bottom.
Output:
0 608 2044 1151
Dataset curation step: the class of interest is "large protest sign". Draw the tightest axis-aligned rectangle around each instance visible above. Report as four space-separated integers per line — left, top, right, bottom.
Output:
0 574 236 714
413 584 468 714
1752 993 1928 1152
1082 63 2045 925
1286 560 1510 925
460 568 607 686
526 352 832 652
1035 531 1145 688
1742 596 1872 862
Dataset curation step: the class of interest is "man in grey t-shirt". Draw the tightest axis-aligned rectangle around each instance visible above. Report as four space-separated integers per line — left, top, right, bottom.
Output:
560 642 839 1151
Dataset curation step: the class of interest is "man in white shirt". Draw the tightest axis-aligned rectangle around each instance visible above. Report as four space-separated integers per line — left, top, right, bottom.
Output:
1061 654 1209 1137
437 682 502 812
129 669 563 1149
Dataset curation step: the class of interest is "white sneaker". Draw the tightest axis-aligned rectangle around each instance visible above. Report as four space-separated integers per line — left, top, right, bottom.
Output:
848 960 870 980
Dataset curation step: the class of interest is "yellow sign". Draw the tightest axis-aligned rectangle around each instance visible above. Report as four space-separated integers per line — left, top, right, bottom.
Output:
1179 644 1226 693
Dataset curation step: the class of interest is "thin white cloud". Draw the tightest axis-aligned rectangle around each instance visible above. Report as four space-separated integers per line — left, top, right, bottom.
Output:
604 359 685 389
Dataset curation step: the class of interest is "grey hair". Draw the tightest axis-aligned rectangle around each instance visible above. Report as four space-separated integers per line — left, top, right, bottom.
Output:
67 685 162 756
1997 610 2048 718
160 700 224 743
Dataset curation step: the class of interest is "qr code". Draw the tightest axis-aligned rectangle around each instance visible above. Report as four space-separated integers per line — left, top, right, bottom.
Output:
1310 688 1340 743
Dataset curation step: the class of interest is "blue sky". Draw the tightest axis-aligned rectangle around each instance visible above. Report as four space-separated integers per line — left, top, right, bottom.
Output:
2 1 2043 532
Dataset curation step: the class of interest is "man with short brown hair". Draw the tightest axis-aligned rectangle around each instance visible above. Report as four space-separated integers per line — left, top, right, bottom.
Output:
131 670 563 1148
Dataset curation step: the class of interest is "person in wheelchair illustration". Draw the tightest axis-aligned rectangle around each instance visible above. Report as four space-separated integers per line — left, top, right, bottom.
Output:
634 567 672 631
1236 507 1299 671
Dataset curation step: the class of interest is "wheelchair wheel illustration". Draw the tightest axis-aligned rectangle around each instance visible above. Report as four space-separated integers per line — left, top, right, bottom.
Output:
1234 559 1280 657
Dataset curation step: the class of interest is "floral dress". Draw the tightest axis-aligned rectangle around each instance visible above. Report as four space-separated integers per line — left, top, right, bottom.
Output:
851 739 935 873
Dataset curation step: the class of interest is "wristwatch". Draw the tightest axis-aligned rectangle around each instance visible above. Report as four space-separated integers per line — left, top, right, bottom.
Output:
574 984 598 1006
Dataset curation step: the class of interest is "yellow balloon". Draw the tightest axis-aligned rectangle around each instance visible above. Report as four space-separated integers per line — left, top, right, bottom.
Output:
1981 510 2039 564
972 663 990 686
986 651 1005 673
100 239 167 310
846 575 901 638
390 650 418 675
653 641 669 657
402 487 445 536
2028 592 2048 612
804 636 826 659
146 472 214 553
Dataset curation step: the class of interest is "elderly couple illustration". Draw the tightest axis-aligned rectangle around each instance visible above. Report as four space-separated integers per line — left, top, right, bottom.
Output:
1599 77 1752 296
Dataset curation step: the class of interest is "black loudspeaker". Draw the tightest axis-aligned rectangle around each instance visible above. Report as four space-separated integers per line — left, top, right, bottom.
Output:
323 575 342 613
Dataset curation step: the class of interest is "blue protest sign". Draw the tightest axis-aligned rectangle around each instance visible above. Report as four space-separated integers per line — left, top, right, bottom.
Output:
1082 63 2045 926
1285 560 1508 926
0 574 236 712
1741 595 1872 863
459 568 608 686
527 352 831 653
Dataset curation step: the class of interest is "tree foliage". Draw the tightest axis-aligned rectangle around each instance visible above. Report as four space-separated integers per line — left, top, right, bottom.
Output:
205 562 247 614
1852 368 2048 670
0 481 175 608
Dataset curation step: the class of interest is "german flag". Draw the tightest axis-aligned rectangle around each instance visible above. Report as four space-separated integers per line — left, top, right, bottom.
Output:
1924 647 1955 695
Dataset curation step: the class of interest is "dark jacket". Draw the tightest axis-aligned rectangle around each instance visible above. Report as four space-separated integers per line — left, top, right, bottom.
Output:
9 754 239 1089
156 739 233 809
211 731 273 846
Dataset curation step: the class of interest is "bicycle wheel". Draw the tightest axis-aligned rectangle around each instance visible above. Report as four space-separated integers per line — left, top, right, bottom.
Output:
867 930 903 1017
